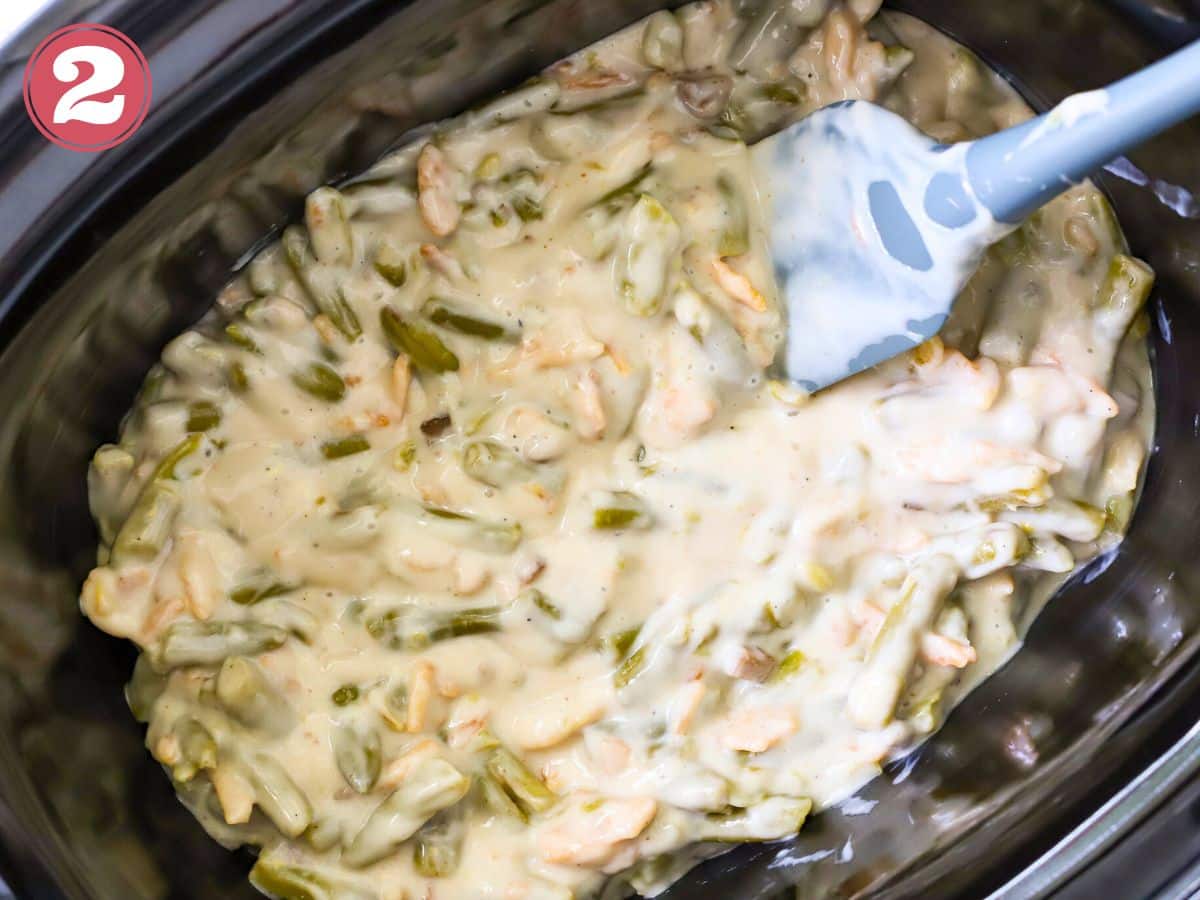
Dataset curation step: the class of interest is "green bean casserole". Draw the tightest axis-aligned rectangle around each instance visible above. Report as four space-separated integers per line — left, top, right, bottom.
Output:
80 1 1155 897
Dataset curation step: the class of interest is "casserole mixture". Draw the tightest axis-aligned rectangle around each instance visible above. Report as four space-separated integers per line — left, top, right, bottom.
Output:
80 1 1155 897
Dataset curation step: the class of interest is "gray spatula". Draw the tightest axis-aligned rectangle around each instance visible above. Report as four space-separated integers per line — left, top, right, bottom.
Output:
755 38 1200 391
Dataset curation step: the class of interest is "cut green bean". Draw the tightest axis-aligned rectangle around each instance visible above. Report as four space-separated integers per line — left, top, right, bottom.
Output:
224 322 259 353
424 300 518 341
171 716 218 782
331 684 359 706
215 656 295 736
462 440 534 487
413 811 465 878
524 588 562 620
292 362 346 403
613 645 647 689
332 723 381 794
592 492 652 530
486 747 556 815
605 626 641 659
420 505 523 553
305 187 355 267
380 307 460 373
155 620 289 670
186 401 221 433
247 752 313 838
700 796 811 842
282 226 362 340
111 482 180 564
717 174 749 257
512 194 544 222
343 757 470 868
153 433 203 481
227 361 250 393
478 772 528 822
1096 253 1154 318
374 248 409 287
230 576 296 606
619 194 679 316
249 860 333 900
125 653 167 722
322 434 371 460
593 163 654 208
771 650 805 682
365 604 502 651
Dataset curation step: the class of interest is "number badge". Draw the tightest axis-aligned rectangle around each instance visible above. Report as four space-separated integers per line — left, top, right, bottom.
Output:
23 24 152 152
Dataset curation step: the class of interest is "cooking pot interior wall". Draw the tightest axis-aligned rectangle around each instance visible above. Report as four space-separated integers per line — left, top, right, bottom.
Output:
0 0 1197 897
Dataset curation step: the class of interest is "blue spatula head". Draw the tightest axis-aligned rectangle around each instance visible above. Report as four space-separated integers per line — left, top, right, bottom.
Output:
754 101 1012 391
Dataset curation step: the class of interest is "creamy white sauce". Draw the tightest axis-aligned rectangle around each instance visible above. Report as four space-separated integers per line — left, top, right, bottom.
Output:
79 4 1154 899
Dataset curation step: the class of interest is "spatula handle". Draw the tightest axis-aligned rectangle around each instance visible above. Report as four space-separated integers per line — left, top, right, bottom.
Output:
965 39 1200 224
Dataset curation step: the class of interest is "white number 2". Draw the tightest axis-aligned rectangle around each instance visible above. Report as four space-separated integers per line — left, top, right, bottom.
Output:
52 45 126 125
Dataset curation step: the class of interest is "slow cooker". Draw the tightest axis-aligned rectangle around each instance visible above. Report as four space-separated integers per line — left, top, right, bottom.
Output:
0 0 1198 897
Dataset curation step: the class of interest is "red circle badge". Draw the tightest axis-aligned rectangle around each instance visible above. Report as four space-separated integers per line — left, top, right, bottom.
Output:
23 24 152 153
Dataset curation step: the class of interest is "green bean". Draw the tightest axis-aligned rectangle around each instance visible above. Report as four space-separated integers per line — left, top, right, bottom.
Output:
224 322 259 353
154 620 289 670
282 226 362 340
343 757 470 868
592 492 652 530
717 174 749 257
478 772 528 822
380 307 460 373
605 626 641 659
322 434 371 460
1105 492 1134 532
304 817 343 853
486 747 556 815
332 723 381 794
413 811 465 878
292 362 346 403
111 482 180 564
462 440 534 487
523 588 562 621
901 688 943 734
700 797 811 842
230 576 296 606
171 717 218 783
125 653 167 722
424 300 518 342
186 401 221 433
619 194 679 316
393 440 418 470
882 44 915 82
249 859 374 900
613 645 647 689
247 752 313 838
215 656 295 736
365 604 502 651
255 599 320 644
770 650 805 681
1096 253 1154 318
421 505 523 553
247 253 284 298
153 433 203 481
593 163 654 208
512 194 544 222
374 250 408 287
249 860 330 900
331 684 360 706
306 187 355 267
227 361 250 393
759 82 804 105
